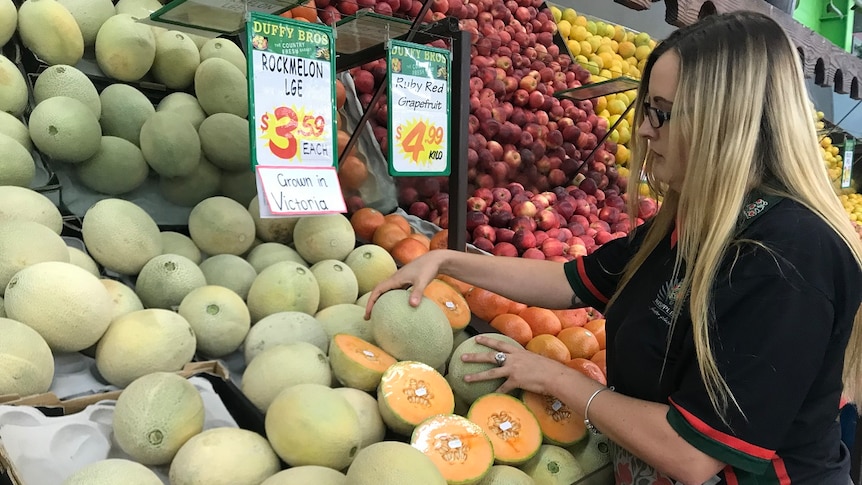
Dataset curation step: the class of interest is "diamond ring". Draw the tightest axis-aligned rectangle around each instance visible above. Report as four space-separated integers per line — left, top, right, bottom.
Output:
494 351 507 366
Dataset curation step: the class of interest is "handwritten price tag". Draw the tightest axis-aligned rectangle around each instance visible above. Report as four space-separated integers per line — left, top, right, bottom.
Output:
395 119 445 165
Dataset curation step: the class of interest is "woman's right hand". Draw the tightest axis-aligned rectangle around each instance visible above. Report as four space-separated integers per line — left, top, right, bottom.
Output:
363 249 450 319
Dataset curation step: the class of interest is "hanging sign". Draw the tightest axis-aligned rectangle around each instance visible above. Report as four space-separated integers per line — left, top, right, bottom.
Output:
247 12 342 217
841 137 855 189
387 39 451 177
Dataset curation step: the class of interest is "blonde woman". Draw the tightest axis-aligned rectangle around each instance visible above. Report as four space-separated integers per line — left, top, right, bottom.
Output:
366 10 862 485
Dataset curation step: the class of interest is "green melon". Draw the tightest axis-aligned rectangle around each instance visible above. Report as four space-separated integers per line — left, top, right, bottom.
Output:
188 196 255 255
243 310 328 363
0 317 54 397
34 64 101 118
198 254 256 300
356 292 372 307
293 215 356 265
334 387 387 449
344 245 398 295
17 0 84 66
113 372 205 465
476 465 535 485
95 13 155 81
168 428 280 485
0 133 35 187
159 154 221 207
152 30 200 89
160 232 201 265
446 334 523 404
242 341 331 412
100 278 144 321
246 262 320 321
76 136 149 195
520 445 584 485
199 38 246 75
566 432 613 478
248 196 299 244
62 459 162 485
178 285 249 357
114 0 160 18
156 92 206 130
29 96 101 163
98 84 155 147
198 113 250 171
0 111 33 152
194 57 248 117
0 0 16 48
0 296 5 317
0 55 27 117
314 303 374 343
56 0 115 47
81 198 162 275
261 467 346 485
219 169 257 207
245 242 307 273
346 441 447 485
0 186 62 233
68 247 99 276
139 111 201 177
311 259 359 311
135 254 206 310
370 289 453 370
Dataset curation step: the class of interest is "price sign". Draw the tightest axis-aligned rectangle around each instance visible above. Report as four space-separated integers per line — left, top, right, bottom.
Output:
387 39 451 176
841 138 855 189
247 12 343 217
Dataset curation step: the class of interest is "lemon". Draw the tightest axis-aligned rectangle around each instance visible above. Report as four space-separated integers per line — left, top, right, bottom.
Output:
598 109 610 119
608 99 628 116
557 20 571 39
635 45 652 61
595 96 607 113
574 15 587 27
550 5 561 22
562 8 577 24
571 25 589 42
612 25 626 42
579 40 592 56
603 24 615 37
609 130 620 143
634 32 652 47
588 36 602 53
616 145 630 165
567 39 581 56
586 20 597 35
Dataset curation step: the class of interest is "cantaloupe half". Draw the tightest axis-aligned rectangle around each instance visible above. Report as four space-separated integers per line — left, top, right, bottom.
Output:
467 393 542 465
411 414 495 485
519 444 584 485
329 334 396 391
521 391 587 447
423 279 471 333
377 361 455 436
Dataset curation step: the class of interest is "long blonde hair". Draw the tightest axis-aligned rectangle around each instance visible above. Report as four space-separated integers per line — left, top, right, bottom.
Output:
612 11 862 422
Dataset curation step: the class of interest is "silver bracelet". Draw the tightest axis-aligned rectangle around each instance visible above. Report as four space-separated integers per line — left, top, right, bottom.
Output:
584 386 614 434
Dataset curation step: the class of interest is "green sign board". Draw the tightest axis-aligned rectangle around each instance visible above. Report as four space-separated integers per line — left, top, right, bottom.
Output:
842 137 856 189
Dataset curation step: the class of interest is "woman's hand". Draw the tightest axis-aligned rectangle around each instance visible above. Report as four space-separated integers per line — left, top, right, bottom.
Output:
363 250 449 319
461 335 573 395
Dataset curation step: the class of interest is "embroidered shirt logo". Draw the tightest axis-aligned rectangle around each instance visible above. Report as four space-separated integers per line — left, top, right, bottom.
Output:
742 198 768 220
650 278 683 326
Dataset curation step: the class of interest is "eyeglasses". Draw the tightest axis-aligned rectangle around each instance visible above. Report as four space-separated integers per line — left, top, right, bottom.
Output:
642 101 672 129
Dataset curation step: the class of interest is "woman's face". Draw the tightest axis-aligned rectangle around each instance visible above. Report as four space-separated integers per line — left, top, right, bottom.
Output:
637 50 684 191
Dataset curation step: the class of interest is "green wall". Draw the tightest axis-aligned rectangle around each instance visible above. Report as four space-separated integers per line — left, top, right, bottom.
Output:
793 0 856 52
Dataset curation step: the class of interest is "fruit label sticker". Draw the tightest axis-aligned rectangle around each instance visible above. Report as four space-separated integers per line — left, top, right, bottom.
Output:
842 138 855 189
255 165 347 216
387 39 451 177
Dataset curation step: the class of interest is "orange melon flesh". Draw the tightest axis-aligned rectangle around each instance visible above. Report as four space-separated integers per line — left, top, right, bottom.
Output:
522 391 587 447
330 333 397 391
423 279 471 332
411 414 494 485
378 361 455 436
467 393 542 465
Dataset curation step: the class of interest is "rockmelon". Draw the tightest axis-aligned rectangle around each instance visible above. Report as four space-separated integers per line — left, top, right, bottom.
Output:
114 0 160 18
17 0 84 66
522 391 587 447
198 112 250 171
178 285 249 357
411 414 495 485
219 169 257 207
98 84 154 147
112 372 205 465
246 242 307 273
188 196 256 256
356 292 372 307
424 278 472 333
198 254 256 300
81 199 162 275
76 136 149 195
265 383 361 469
0 317 54 397
248 197 299 245
447 334 523 404
62 459 161 485
199 38 246 75
29 96 101 163
242 342 331 412
100 278 143 321
566 431 612 479
333 387 387 449
95 14 156 82
247 262 320 321
346 441 447 485
0 296 5 317
262 467 347 485
160 232 202 264
311 259 359 310
133 254 206 310
0 220 69 294
33 64 101 118
169 427 280 485
293 214 356 264
5 261 112 352
56 0 115 47
377 361 455 436
159 154 221 207
519 445 584 485
476 465 534 485
0 186 62 233
450 330 472 361
0 55 27 117
344 245 398 294
0 133 35 187
194 57 248 117
0 0 16 48
95 309 196 387
139 111 200 177
0 111 33 152
68 247 99 276
468 393 542 465
329 334 396 392
314 303 374 343
371 289 453 370
243 310 328 363
156 92 206 130
152 30 200 89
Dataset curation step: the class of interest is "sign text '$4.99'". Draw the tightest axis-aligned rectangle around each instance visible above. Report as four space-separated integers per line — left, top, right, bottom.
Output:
395 120 445 165
260 106 326 160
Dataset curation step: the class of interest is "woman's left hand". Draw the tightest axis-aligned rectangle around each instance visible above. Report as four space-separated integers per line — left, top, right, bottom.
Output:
461 335 572 395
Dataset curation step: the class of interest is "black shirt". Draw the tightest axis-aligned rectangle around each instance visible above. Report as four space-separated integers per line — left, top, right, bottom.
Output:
564 197 862 484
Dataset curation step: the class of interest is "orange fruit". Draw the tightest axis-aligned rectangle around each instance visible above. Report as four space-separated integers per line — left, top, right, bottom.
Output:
584 318 606 350
489 313 533 346
465 287 513 323
279 9 293 17
525 334 571 363
590 349 607 378
437 274 473 295
337 130 353 158
390 237 429 265
557 327 600 360
372 222 408 252
565 357 607 385
291 0 318 22
552 308 590 329
384 213 412 235
407 232 431 249
291 16 311 22
335 79 346 110
429 229 449 250
338 155 368 191
508 301 527 315
518 307 562 337
350 207 385 242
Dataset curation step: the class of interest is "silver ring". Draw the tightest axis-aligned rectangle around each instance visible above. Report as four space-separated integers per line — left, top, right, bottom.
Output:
494 352 507 367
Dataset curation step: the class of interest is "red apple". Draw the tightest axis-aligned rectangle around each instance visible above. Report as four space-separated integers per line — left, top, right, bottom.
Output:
473 237 495 252
467 196 487 212
495 227 515 243
536 208 559 231
493 242 519 257
540 237 566 257
638 197 658 219
522 248 546 260
512 229 537 252
513 200 537 218
473 224 496 243
511 215 537 233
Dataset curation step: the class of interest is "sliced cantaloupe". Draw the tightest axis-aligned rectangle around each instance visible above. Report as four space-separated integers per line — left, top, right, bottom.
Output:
467 393 542 466
475 465 534 485
410 414 495 485
519 444 584 485
521 391 587 447
377 361 455 436
423 279 471 333
329 334 396 392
